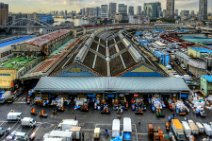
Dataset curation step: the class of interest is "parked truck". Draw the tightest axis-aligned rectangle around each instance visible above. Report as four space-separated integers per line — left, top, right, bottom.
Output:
196 122 204 134
58 119 78 131
43 130 72 141
112 119 120 138
21 117 36 127
171 119 186 141
181 121 191 138
188 120 199 135
0 91 12 104
123 117 132 141
203 123 212 137
7 112 22 121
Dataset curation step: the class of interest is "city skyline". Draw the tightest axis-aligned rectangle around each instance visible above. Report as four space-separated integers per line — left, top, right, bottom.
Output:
1 0 212 13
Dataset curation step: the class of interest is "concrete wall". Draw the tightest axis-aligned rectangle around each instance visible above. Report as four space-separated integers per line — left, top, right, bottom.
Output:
201 77 212 96
189 65 207 78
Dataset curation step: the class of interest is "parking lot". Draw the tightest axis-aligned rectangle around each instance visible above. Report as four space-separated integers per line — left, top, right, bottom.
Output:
0 94 212 141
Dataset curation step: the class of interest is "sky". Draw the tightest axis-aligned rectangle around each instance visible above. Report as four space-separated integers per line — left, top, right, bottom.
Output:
0 0 212 13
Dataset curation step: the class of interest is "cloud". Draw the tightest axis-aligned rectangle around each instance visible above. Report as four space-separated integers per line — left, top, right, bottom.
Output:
1 0 211 13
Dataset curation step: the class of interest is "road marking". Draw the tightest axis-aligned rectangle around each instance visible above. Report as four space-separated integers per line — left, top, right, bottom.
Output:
13 102 27 104
0 120 17 123
0 122 5 126
137 133 148 135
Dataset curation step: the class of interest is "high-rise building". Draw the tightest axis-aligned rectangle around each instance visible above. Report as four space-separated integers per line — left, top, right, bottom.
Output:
96 7 101 18
199 0 207 20
80 8 86 16
0 2 9 26
86 8 97 17
191 10 195 17
109 3 116 18
175 9 178 17
163 9 166 17
166 0 175 18
180 10 190 20
101 5 109 18
118 4 127 14
144 2 162 19
137 6 142 16
128 6 134 16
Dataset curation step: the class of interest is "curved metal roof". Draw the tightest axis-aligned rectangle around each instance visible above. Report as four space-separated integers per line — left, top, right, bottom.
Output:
34 77 190 93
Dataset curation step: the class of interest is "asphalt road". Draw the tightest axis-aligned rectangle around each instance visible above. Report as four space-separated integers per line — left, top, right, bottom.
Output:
0 96 212 141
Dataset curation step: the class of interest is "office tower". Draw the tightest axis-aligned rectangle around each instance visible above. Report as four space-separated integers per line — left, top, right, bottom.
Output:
199 0 208 20
128 6 134 16
137 6 142 16
118 4 127 14
166 0 175 18
109 3 116 18
101 5 109 18
144 2 162 19
0 2 9 26
175 9 178 17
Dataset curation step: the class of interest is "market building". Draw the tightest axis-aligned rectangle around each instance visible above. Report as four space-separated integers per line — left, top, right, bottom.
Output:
0 29 73 89
0 36 34 62
12 29 72 56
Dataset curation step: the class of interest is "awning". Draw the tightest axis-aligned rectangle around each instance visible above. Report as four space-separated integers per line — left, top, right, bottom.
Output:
34 77 190 93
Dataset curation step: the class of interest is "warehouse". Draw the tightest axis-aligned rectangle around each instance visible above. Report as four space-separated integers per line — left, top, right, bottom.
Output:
0 36 34 62
12 29 72 56
55 29 166 77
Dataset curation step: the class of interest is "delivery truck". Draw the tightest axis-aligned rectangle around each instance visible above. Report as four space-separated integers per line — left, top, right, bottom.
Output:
188 120 199 135
58 119 78 131
181 121 191 138
123 117 132 141
44 138 63 141
171 119 186 141
44 130 72 141
7 112 22 121
21 117 36 127
112 119 120 138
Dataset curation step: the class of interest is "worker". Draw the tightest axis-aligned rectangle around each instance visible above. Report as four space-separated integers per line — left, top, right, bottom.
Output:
82 132 85 141
104 129 109 137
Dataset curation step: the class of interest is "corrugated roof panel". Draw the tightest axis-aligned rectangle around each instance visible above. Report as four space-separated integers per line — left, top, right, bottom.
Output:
0 36 34 48
34 77 190 93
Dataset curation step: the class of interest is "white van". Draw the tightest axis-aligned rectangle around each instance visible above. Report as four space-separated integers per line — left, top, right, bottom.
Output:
7 112 22 121
21 117 36 127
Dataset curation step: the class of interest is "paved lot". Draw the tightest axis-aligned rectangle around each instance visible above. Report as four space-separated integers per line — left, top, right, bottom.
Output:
0 96 212 141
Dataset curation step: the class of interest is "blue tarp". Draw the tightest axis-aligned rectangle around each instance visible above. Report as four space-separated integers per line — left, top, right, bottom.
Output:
180 93 189 99
153 29 164 33
0 36 34 48
135 31 143 36
106 94 115 98
111 136 122 141
154 51 170 66
123 132 131 140
87 93 96 98
58 72 95 77
122 72 162 77
138 39 149 47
